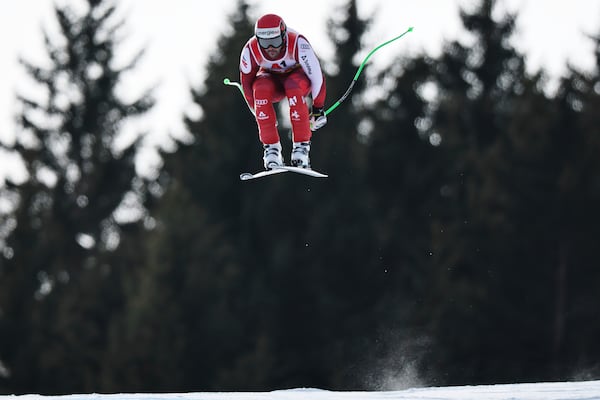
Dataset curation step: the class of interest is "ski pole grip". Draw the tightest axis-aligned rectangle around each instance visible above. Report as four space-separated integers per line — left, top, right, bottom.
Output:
223 77 244 96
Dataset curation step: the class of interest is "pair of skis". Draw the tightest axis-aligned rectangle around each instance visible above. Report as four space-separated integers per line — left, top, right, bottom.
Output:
240 165 327 181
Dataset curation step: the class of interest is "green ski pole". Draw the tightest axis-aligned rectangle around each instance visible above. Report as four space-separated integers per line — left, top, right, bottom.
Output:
324 26 413 116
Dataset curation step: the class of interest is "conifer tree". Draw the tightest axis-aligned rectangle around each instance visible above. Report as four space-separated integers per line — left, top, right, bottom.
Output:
537 31 600 378
419 0 534 384
0 0 154 393
258 0 378 388
358 49 445 387
399 0 600 385
104 0 260 391
109 0 381 391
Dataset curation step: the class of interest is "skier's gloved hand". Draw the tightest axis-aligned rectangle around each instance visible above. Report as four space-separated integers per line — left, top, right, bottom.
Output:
310 106 327 131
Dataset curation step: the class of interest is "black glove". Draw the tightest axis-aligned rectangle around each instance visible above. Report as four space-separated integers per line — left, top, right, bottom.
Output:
310 106 327 131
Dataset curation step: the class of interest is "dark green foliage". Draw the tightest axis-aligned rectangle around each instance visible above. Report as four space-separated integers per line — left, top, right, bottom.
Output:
0 0 154 394
417 0 600 385
1 0 600 394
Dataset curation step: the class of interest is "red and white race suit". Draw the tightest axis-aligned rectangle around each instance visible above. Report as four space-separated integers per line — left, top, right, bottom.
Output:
239 29 326 144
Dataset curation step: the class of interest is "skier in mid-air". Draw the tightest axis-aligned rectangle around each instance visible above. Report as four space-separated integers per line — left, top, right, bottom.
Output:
239 14 327 170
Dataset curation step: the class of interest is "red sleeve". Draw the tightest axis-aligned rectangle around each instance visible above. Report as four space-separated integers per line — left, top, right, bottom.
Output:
312 75 326 109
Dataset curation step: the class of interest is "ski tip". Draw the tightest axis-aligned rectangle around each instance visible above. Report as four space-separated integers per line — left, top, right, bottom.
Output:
240 173 253 181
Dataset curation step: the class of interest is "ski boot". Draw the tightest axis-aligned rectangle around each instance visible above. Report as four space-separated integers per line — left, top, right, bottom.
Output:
263 142 284 170
291 141 311 168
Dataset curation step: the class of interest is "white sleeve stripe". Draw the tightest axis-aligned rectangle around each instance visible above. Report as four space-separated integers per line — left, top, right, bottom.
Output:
297 37 324 99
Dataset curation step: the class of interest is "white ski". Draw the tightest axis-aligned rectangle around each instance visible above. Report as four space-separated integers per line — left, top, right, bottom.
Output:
240 165 328 181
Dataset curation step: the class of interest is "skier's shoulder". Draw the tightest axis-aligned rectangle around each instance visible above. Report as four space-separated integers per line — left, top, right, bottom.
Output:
240 38 261 74
290 30 314 53
242 36 258 53
287 29 307 46
241 37 263 64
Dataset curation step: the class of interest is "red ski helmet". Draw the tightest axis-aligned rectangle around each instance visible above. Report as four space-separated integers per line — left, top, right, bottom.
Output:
255 14 287 49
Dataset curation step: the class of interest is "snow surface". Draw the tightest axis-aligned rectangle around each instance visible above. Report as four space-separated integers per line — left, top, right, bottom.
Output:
3 381 600 400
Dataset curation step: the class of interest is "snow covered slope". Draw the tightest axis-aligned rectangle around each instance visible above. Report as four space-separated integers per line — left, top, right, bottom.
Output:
3 380 600 400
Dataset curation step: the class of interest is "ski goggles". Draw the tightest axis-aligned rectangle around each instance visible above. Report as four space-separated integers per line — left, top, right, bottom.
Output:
258 35 284 49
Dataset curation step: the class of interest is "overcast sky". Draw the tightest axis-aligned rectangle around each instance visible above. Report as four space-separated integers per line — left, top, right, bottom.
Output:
1 0 599 180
